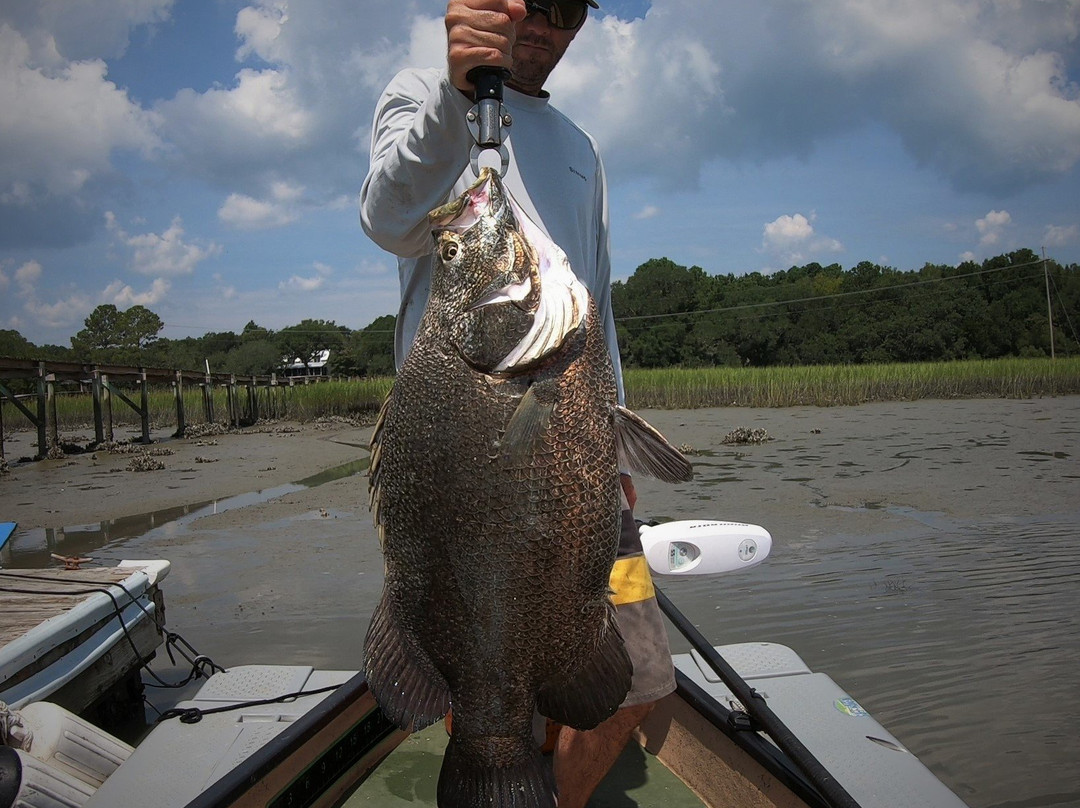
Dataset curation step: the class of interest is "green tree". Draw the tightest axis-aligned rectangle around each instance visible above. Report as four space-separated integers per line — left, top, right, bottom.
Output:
222 340 282 376
337 315 396 376
277 319 346 373
0 329 35 358
240 320 274 344
71 304 163 363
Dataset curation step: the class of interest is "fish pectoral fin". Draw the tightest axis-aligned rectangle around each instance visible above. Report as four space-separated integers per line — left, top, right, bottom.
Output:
536 602 632 731
363 591 451 731
614 406 695 483
501 383 556 463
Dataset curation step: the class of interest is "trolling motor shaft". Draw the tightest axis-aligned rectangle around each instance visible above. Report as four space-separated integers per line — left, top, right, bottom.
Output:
466 67 512 177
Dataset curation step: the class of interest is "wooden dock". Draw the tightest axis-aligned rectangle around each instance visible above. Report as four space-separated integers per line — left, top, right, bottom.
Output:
0 356 333 461
0 563 168 717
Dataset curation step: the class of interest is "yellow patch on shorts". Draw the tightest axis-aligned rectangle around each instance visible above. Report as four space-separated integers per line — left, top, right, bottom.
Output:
608 554 655 606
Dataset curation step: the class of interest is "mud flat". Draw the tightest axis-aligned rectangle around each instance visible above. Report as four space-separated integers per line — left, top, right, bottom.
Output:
0 421 372 530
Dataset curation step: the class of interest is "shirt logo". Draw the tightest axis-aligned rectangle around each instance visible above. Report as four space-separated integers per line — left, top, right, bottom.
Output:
568 166 587 181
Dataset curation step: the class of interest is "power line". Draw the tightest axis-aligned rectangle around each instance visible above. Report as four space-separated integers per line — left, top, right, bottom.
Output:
614 257 1046 324
156 256 1050 335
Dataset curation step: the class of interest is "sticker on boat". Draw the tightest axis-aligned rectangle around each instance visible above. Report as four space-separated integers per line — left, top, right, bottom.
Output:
835 697 869 717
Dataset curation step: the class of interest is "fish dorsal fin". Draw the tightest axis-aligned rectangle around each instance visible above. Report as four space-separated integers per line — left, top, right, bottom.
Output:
368 390 393 544
614 406 694 483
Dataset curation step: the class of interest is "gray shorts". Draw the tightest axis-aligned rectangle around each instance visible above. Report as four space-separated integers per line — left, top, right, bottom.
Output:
616 591 676 708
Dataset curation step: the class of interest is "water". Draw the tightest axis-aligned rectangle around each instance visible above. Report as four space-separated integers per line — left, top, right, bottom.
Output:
664 513 1080 808
2 400 1077 807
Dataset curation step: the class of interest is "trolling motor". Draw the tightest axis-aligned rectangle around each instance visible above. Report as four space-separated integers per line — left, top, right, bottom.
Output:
466 66 512 177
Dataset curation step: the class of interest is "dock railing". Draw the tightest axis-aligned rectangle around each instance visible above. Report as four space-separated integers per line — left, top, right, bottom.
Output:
0 357 330 460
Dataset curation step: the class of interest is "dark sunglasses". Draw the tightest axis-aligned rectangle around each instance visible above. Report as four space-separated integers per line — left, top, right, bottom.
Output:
524 0 590 31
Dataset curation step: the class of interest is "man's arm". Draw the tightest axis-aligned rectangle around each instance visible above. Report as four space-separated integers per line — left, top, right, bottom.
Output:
359 69 475 258
360 1 526 258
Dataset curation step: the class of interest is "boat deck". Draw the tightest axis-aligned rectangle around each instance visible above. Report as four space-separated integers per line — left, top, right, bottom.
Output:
343 722 707 808
0 567 139 645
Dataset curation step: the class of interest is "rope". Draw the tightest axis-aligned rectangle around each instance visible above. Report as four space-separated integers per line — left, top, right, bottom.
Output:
0 571 343 726
155 684 341 724
0 571 225 691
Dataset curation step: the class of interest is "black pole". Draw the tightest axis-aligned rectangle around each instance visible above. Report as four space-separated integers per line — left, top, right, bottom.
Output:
655 586 863 808
467 66 510 149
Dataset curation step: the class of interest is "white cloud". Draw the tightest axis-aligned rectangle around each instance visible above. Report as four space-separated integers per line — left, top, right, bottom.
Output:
541 0 1080 193
761 212 844 265
976 210 1012 247
219 193 296 230
14 260 43 295
279 274 325 292
0 23 160 214
102 277 171 306
1044 223 1079 248
219 181 305 229
235 0 287 63
106 212 222 276
279 261 332 292
764 214 815 248
0 0 174 62
634 205 660 221
23 294 92 329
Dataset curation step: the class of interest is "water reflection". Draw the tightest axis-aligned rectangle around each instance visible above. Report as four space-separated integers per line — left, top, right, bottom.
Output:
0 457 370 569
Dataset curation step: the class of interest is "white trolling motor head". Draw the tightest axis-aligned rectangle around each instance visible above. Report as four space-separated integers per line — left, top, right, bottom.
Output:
640 520 772 576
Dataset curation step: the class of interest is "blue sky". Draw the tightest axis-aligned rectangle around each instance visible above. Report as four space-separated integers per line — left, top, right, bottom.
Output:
2 0 1078 346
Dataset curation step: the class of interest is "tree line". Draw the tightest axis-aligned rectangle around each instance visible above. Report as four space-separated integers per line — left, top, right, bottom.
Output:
0 307 396 378
612 249 1078 367
1 248 1075 375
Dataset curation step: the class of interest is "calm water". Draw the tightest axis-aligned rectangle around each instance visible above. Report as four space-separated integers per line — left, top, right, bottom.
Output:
3 401 1077 808
664 512 1080 808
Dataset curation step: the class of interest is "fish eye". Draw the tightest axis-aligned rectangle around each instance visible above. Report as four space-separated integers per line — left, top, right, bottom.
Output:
440 237 461 263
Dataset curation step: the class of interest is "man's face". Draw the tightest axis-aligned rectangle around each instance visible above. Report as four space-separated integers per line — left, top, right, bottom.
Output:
509 3 584 95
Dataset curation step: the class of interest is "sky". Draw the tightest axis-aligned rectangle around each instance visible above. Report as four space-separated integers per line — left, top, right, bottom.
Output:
1 0 1079 347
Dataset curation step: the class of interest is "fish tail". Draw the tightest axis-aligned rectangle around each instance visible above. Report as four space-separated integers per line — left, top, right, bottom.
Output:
437 736 555 808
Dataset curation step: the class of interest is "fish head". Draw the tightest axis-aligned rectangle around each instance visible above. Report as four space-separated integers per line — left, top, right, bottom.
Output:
427 168 588 375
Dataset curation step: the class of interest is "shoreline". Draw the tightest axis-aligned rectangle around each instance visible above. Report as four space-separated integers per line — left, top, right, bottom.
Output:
0 420 372 530
2 396 1076 534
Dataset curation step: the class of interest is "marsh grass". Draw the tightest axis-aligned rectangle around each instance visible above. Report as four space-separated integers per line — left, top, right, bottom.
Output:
2 358 1077 435
624 357 1080 409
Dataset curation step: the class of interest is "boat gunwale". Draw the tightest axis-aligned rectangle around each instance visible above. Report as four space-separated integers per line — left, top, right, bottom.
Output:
179 670 403 808
670 670 833 808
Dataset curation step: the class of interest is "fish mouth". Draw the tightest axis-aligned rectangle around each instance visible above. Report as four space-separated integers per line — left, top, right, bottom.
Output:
429 170 500 231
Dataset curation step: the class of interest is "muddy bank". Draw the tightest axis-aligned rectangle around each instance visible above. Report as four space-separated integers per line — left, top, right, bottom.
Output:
3 397 1075 534
0 420 372 530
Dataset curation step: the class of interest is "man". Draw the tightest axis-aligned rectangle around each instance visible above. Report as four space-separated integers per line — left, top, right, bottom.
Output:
360 2 675 805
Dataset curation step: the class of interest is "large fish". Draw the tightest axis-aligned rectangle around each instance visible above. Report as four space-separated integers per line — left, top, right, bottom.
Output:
364 167 692 808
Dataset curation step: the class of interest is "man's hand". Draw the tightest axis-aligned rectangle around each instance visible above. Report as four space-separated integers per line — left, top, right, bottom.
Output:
446 0 528 93
620 473 637 513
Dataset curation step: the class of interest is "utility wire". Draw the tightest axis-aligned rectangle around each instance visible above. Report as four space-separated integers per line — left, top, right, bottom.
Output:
156 256 1052 334
615 258 1045 323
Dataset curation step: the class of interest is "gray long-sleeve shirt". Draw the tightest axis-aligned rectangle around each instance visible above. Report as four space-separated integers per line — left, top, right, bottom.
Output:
360 67 625 404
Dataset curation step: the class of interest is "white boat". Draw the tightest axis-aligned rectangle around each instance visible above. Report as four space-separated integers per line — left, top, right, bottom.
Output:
0 525 969 808
0 561 170 713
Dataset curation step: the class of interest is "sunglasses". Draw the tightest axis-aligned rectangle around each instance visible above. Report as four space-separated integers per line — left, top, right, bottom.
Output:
524 0 590 31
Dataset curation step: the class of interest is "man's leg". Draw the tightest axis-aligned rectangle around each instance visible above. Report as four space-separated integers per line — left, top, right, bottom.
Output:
552 701 655 808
